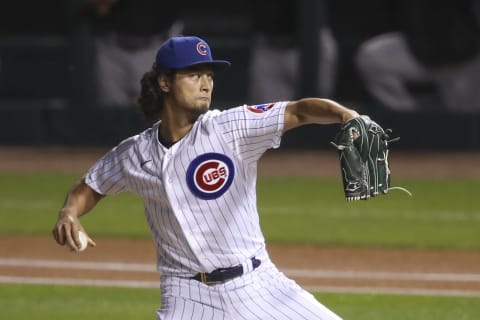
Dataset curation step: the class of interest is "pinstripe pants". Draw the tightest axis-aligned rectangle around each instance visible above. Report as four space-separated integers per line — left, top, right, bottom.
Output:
156 259 342 320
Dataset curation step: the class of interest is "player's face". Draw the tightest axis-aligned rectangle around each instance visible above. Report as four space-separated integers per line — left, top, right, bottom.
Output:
171 65 215 119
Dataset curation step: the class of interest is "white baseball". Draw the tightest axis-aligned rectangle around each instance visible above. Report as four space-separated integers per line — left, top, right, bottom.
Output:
77 230 89 252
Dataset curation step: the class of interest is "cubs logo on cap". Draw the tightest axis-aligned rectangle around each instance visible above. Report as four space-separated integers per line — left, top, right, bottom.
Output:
186 153 235 200
196 42 208 55
153 36 231 72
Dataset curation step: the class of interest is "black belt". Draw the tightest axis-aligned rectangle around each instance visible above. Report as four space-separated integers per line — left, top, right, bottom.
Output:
191 257 261 285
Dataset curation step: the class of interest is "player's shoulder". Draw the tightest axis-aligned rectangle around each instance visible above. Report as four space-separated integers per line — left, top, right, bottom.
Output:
201 109 223 120
244 101 290 114
198 106 245 127
111 125 156 155
203 103 277 118
199 102 289 128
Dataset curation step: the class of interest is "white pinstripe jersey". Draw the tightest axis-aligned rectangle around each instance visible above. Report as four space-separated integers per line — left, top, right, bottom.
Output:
85 102 288 276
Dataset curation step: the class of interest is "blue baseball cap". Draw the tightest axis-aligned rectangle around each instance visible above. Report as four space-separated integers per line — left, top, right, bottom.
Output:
153 36 231 72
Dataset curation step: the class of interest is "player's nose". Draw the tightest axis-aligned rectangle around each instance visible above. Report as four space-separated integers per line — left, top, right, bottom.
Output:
199 74 213 91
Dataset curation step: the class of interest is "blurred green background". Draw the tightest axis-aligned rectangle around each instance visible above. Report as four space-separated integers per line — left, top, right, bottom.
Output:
1 173 478 249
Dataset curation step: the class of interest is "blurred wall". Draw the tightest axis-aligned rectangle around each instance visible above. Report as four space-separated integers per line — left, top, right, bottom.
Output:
0 0 478 149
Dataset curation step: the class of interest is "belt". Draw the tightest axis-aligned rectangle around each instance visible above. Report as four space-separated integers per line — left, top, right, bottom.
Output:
191 257 261 285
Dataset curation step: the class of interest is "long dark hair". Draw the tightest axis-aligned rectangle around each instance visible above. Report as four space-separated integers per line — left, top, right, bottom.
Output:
137 71 167 121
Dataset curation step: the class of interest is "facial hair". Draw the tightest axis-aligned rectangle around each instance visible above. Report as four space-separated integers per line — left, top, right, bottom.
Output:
175 95 210 123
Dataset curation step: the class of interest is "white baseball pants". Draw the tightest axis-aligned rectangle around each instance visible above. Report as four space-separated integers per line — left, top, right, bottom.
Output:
156 259 342 320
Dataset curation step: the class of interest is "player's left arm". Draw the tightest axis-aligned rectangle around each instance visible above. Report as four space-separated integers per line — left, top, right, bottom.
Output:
283 98 359 132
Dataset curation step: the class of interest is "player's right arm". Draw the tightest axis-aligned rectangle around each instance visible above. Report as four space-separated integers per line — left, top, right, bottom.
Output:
52 178 104 251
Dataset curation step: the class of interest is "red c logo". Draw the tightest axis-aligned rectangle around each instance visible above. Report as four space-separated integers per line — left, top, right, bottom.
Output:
186 153 235 200
195 161 227 191
197 42 208 56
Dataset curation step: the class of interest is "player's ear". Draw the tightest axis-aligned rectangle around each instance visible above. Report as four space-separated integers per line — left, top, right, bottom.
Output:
157 74 171 93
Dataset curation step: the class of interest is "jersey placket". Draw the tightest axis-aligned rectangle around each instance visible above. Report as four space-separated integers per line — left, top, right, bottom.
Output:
161 144 211 272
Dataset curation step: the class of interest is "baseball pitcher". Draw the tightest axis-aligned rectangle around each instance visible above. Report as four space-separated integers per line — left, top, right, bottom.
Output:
53 36 370 319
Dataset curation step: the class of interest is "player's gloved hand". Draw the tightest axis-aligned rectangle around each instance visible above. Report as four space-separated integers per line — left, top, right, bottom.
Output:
331 115 410 201
331 116 369 200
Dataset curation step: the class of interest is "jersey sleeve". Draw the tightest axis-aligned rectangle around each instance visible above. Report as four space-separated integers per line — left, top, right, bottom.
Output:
213 101 289 161
84 137 136 195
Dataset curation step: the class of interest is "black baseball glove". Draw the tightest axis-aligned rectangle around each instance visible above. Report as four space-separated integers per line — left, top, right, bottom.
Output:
331 115 408 201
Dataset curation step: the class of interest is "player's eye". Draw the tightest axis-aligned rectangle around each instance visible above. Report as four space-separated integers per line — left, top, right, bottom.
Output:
190 73 201 80
190 72 214 82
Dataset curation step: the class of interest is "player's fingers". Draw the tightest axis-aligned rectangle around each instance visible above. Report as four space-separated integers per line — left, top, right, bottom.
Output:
52 228 63 245
53 222 67 245
64 223 79 252
53 214 77 246
71 228 82 251
87 236 97 247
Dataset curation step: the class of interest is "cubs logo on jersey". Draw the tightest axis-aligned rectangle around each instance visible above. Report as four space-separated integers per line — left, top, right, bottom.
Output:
246 103 275 113
186 153 235 200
